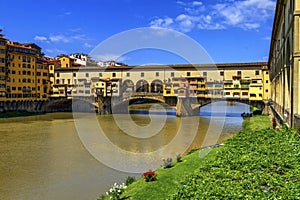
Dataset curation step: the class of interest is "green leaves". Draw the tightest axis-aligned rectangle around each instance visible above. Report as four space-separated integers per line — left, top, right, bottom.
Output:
171 128 300 199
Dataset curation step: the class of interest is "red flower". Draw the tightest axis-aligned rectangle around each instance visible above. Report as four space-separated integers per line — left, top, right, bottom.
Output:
143 170 156 182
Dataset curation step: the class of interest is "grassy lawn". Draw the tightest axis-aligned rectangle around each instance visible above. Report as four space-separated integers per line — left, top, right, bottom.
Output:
242 115 272 131
121 148 219 200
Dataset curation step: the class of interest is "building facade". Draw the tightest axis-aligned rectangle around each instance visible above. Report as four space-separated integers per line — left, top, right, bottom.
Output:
269 0 298 126
0 31 7 100
0 32 51 110
53 62 270 101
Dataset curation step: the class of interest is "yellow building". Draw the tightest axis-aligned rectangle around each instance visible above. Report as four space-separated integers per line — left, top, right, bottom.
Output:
57 55 75 68
0 30 7 100
1 40 50 103
268 0 297 126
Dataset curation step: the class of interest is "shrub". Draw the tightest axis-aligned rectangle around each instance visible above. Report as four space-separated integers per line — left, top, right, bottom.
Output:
176 154 182 162
163 157 173 168
125 176 136 186
143 170 157 182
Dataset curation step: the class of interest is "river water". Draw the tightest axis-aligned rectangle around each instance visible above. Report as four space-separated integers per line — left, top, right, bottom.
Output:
0 101 249 200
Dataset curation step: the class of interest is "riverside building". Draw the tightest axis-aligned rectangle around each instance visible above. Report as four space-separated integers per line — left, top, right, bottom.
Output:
53 62 270 101
268 0 300 127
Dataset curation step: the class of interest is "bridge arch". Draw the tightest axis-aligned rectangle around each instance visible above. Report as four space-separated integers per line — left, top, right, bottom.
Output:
151 79 163 93
136 80 149 93
122 79 134 93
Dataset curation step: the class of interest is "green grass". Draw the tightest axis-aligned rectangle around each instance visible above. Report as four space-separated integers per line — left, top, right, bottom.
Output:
242 115 272 131
171 119 300 199
121 149 219 200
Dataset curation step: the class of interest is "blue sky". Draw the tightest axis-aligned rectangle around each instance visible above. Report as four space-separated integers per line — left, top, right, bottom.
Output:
0 0 276 65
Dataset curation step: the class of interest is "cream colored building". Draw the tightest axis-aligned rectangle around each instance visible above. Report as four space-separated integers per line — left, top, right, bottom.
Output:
269 0 298 126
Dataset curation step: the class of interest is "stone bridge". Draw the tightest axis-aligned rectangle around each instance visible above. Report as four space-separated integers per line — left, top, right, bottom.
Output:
53 94 267 117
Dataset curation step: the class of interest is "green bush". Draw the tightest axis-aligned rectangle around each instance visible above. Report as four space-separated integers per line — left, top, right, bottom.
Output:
125 176 136 186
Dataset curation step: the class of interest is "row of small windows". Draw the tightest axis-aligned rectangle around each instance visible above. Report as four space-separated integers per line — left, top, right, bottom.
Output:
7 86 43 91
56 70 267 79
8 47 36 54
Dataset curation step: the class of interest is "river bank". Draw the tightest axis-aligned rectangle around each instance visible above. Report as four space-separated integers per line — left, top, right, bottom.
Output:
100 115 300 199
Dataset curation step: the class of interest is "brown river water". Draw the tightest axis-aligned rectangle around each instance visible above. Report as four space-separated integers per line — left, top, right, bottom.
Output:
0 102 249 200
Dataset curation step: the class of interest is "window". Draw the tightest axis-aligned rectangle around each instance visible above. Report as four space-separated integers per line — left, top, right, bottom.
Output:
68 79 71 84
266 80 269 83
85 73 89 77
203 72 207 77
255 70 260 75
266 89 268 93
22 56 26 62
171 72 174 77
57 73 60 77
266 71 269 74
156 72 159 77
62 79 65 84
237 71 241 76
73 73 76 77
27 57 31 62
112 72 116 77
126 72 130 77
220 71 224 76
99 73 102 77
66 64 68 67
56 80 60 84
186 72 190 76
141 72 144 77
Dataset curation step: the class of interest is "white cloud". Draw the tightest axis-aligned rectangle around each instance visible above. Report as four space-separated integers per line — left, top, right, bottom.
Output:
214 0 276 29
150 17 174 29
149 0 276 32
192 1 203 6
34 35 48 42
175 14 195 32
49 35 71 43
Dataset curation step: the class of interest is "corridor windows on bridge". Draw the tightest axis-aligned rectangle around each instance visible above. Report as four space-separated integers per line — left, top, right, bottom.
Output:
126 72 130 77
99 73 102 77
85 73 89 78
73 73 76 77
141 72 144 77
186 72 190 76
255 70 260 75
237 71 242 76
156 72 159 77
112 72 116 77
171 72 174 77
203 72 207 77
220 71 224 76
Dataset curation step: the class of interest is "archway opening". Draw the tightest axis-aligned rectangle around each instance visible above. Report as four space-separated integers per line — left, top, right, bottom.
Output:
151 79 163 94
136 80 149 93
